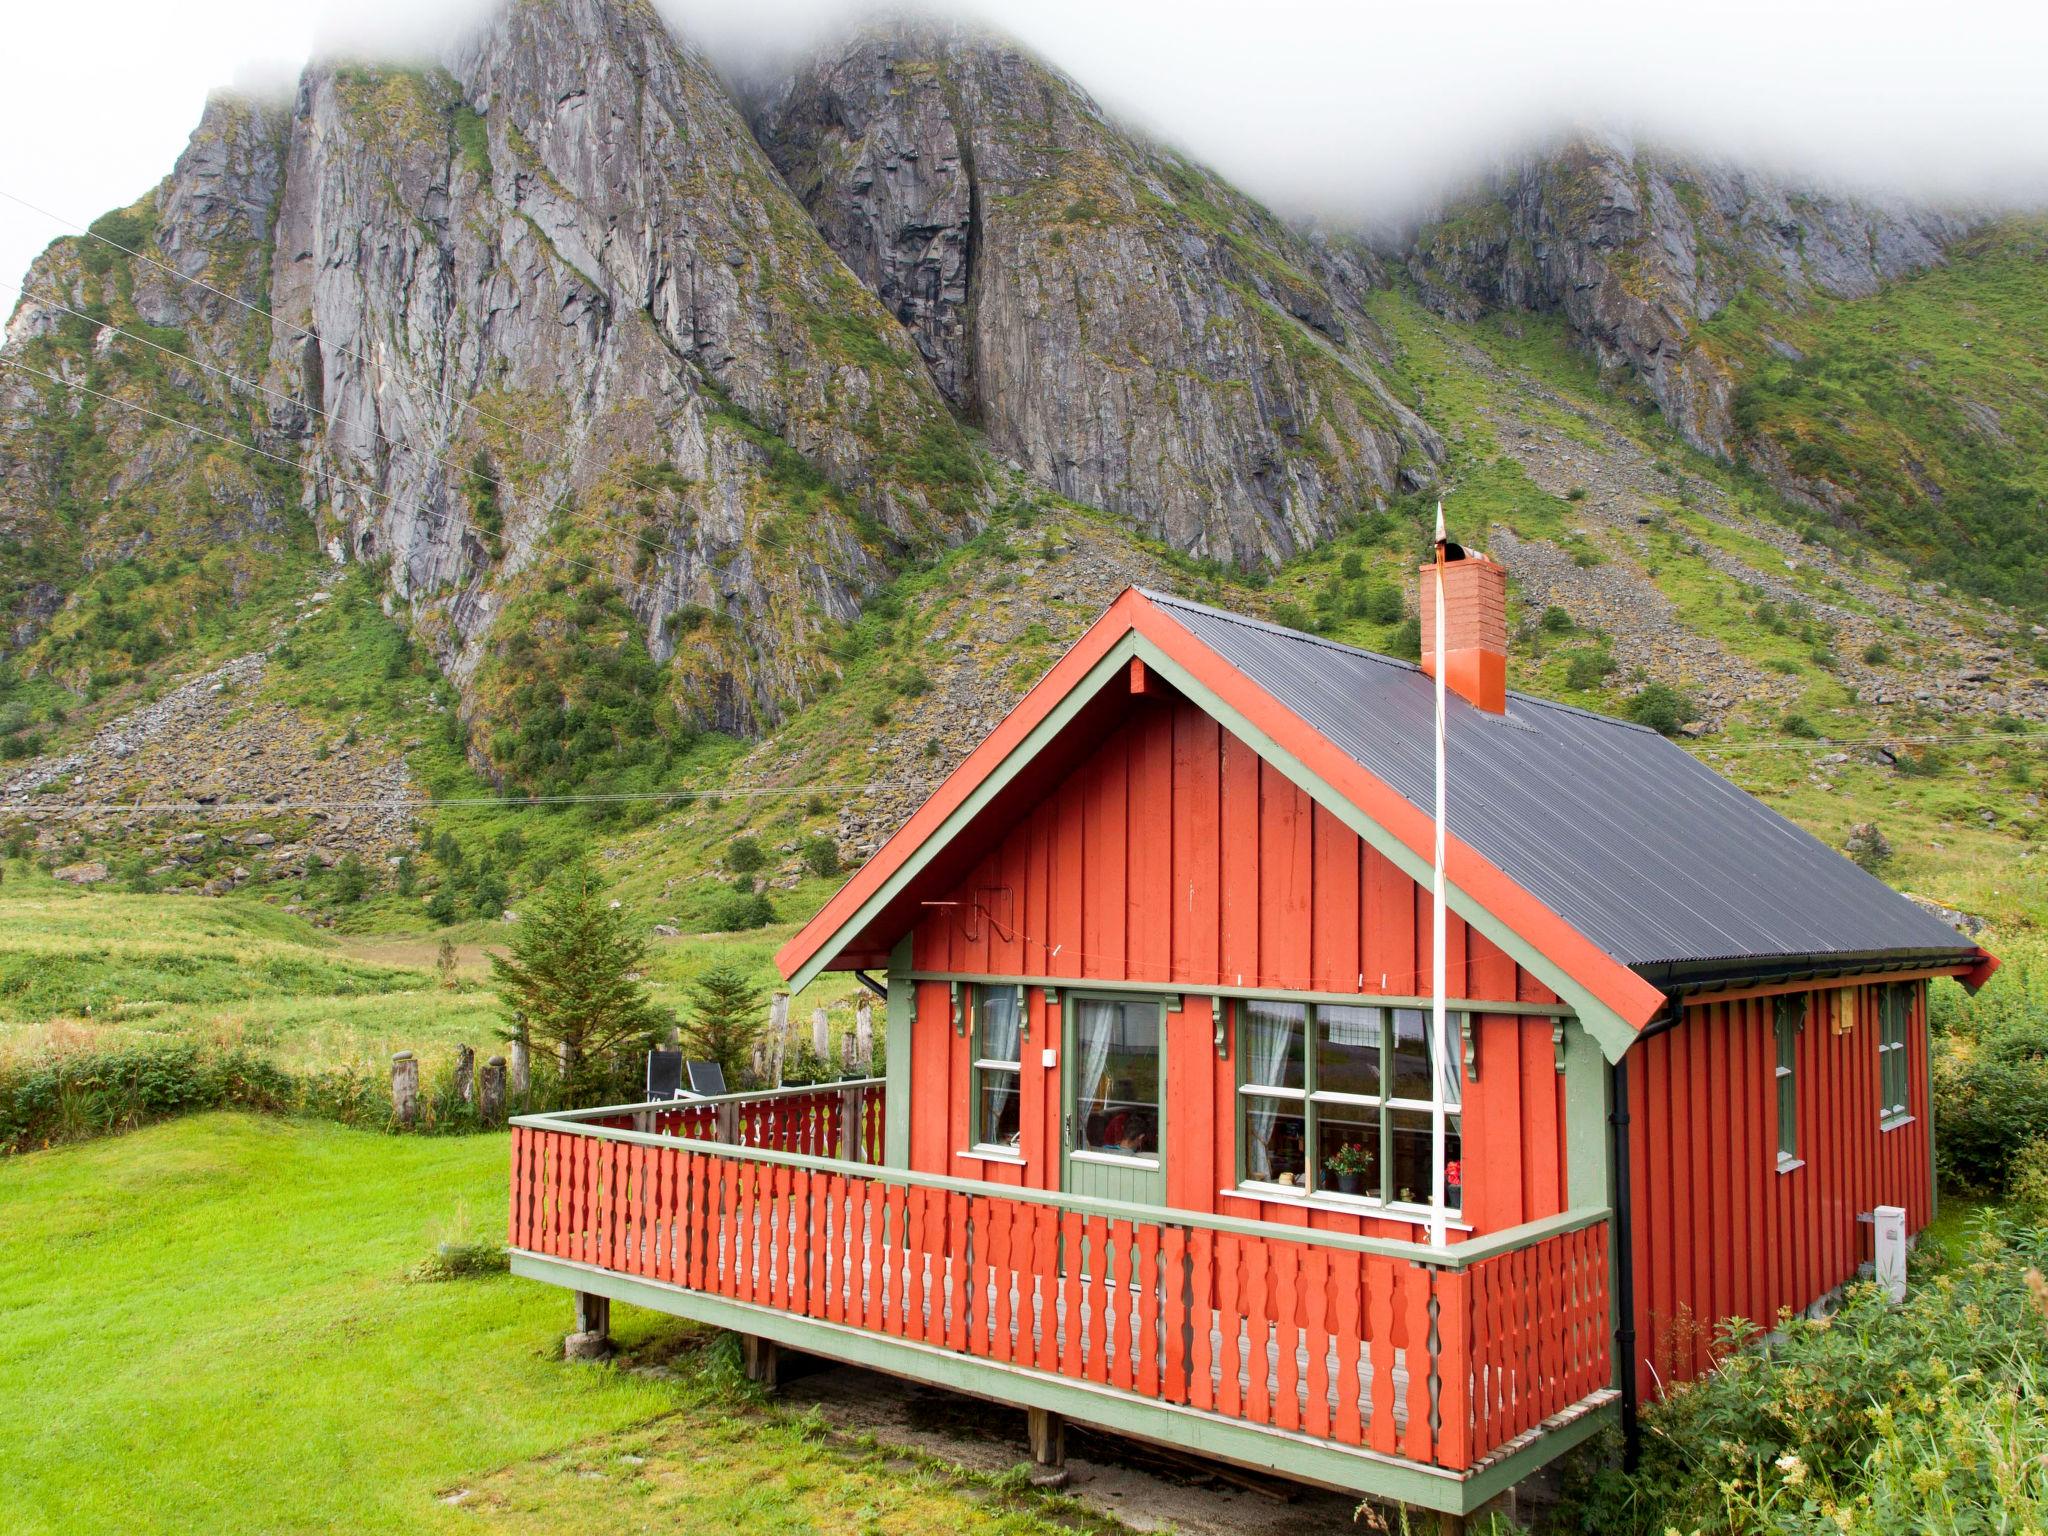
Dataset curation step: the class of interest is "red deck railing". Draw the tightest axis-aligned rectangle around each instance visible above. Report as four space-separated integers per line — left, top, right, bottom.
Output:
510 1091 1610 1475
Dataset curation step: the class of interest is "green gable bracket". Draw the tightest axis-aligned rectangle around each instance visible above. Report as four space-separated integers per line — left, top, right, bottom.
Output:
1213 995 1230 1059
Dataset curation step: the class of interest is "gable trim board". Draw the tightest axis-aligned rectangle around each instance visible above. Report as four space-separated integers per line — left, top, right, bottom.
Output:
779 590 1985 1062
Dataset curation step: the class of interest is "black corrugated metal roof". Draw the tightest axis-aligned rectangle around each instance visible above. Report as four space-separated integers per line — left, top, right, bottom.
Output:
1144 589 1974 973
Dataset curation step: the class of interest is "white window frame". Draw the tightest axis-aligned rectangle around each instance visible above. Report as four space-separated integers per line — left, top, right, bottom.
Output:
969 984 1024 1155
1236 999 1464 1216
1878 983 1912 1128
1774 993 1803 1173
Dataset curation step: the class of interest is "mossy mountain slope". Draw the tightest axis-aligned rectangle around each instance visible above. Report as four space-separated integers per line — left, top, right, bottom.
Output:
749 18 1440 566
1404 133 2048 611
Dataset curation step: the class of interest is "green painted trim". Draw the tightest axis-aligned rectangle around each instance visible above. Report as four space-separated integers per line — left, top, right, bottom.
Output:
886 935 913 1170
1562 1020 1610 1214
511 1249 1608 1512
907 970 1574 1018
511 1103 1607 1270
1121 634 1643 1063
1061 991 1167 1205
785 636 1145 993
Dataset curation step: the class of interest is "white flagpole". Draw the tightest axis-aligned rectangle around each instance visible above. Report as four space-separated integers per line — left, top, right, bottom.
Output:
1430 501 1450 1249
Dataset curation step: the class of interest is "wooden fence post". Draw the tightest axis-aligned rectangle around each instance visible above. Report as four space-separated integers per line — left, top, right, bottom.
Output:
391 1052 418 1128
812 1006 830 1060
455 1044 475 1105
509 1033 531 1100
480 1056 506 1124
855 996 873 1070
838 1084 862 1162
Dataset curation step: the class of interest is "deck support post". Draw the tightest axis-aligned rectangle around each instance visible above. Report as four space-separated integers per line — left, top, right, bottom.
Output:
742 1334 781 1390
565 1291 611 1360
1026 1407 1068 1488
838 1085 863 1162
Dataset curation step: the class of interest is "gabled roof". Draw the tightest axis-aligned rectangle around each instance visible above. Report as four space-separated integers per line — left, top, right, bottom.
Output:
778 588 1990 1047
1146 590 1978 976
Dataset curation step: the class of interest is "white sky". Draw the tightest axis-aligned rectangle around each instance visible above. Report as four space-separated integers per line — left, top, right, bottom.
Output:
4 0 2047 317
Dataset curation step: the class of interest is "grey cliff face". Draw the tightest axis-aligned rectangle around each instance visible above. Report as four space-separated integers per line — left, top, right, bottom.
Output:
751 22 1440 568
259 0 985 734
0 94 299 657
1406 132 1975 454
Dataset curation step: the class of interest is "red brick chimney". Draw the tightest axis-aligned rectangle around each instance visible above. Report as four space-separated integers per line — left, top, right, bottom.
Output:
1417 548 1508 713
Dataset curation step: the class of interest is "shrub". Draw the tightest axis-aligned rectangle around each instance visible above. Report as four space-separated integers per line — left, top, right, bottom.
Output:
1564 648 1616 691
1389 616 1422 660
800 834 841 879
1556 1221 2048 1536
1339 551 1364 579
1540 605 1575 635
1780 712 1821 739
1626 683 1693 736
726 836 765 875
698 888 774 932
1565 486 1588 501
1863 641 1892 666
1365 584 1406 625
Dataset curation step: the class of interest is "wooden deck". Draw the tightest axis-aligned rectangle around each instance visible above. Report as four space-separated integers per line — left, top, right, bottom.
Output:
508 1090 1617 1516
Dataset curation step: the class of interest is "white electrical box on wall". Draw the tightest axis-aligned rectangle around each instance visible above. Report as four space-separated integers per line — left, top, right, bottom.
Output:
1042 1047 1058 1070
1871 1204 1908 1303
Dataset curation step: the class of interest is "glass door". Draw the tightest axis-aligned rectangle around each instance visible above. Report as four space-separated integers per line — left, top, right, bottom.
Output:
1063 996 1165 1206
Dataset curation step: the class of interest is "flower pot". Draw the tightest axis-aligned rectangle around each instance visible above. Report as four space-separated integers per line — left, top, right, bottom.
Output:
1331 1170 1363 1196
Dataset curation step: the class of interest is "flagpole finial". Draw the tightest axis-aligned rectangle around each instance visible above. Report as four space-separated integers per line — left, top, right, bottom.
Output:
1434 499 1446 547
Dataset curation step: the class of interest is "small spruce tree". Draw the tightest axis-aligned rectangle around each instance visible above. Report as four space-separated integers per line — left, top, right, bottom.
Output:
491 868 672 1101
682 963 769 1089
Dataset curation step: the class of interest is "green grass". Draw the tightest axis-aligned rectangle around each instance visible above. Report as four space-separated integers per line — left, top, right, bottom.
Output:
1705 217 2048 613
0 1115 1115 1534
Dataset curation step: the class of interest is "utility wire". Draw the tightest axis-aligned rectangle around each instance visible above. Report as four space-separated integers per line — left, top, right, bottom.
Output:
0 786 864 813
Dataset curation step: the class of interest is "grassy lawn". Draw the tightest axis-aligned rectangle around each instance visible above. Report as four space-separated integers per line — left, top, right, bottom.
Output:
0 1114 1106 1536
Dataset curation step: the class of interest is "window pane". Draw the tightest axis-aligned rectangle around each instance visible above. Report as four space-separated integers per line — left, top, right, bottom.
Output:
1242 1001 1306 1091
1244 1096 1307 1186
1317 1005 1383 1097
1446 1114 1464 1213
1073 999 1159 1158
1390 1008 1433 1100
975 1069 1021 1148
1388 1107 1440 1206
1778 1074 1797 1159
1314 1105 1377 1197
978 986 1021 1064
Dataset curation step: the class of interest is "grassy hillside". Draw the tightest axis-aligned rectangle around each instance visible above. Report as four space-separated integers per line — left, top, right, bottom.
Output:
0 1114 1102 1535
1703 217 2048 614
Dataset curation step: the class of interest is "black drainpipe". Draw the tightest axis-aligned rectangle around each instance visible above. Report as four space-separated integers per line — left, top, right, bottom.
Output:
1611 997 1685 1473
1609 1053 1641 1471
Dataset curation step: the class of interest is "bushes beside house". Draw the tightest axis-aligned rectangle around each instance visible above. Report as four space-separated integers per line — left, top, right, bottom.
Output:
1552 1220 2048 1535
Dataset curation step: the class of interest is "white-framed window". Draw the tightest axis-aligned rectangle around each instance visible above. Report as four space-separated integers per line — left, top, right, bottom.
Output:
1237 1000 1463 1211
971 985 1023 1152
1774 993 1803 1169
1878 983 1912 1126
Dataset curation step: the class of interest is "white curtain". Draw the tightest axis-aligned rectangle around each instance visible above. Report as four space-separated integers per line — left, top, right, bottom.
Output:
1073 1000 1116 1147
1243 1004 1302 1180
981 989 1021 1062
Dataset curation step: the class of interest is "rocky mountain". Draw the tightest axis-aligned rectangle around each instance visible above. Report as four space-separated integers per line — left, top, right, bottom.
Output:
748 19 1438 563
1404 131 1975 456
1 0 2043 846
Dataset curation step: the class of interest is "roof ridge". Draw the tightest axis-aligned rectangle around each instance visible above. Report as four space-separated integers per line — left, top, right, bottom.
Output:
1136 586 1661 736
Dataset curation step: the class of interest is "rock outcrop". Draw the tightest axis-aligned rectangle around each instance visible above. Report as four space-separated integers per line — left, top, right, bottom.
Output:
1 0 987 755
1404 131 1973 455
750 20 1439 565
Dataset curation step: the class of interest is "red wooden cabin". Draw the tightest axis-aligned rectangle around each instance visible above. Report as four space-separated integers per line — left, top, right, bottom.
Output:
507 554 1995 1520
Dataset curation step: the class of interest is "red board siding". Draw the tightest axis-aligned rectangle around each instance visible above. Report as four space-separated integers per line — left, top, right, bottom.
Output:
1626 980 1932 1400
904 695 1568 1238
